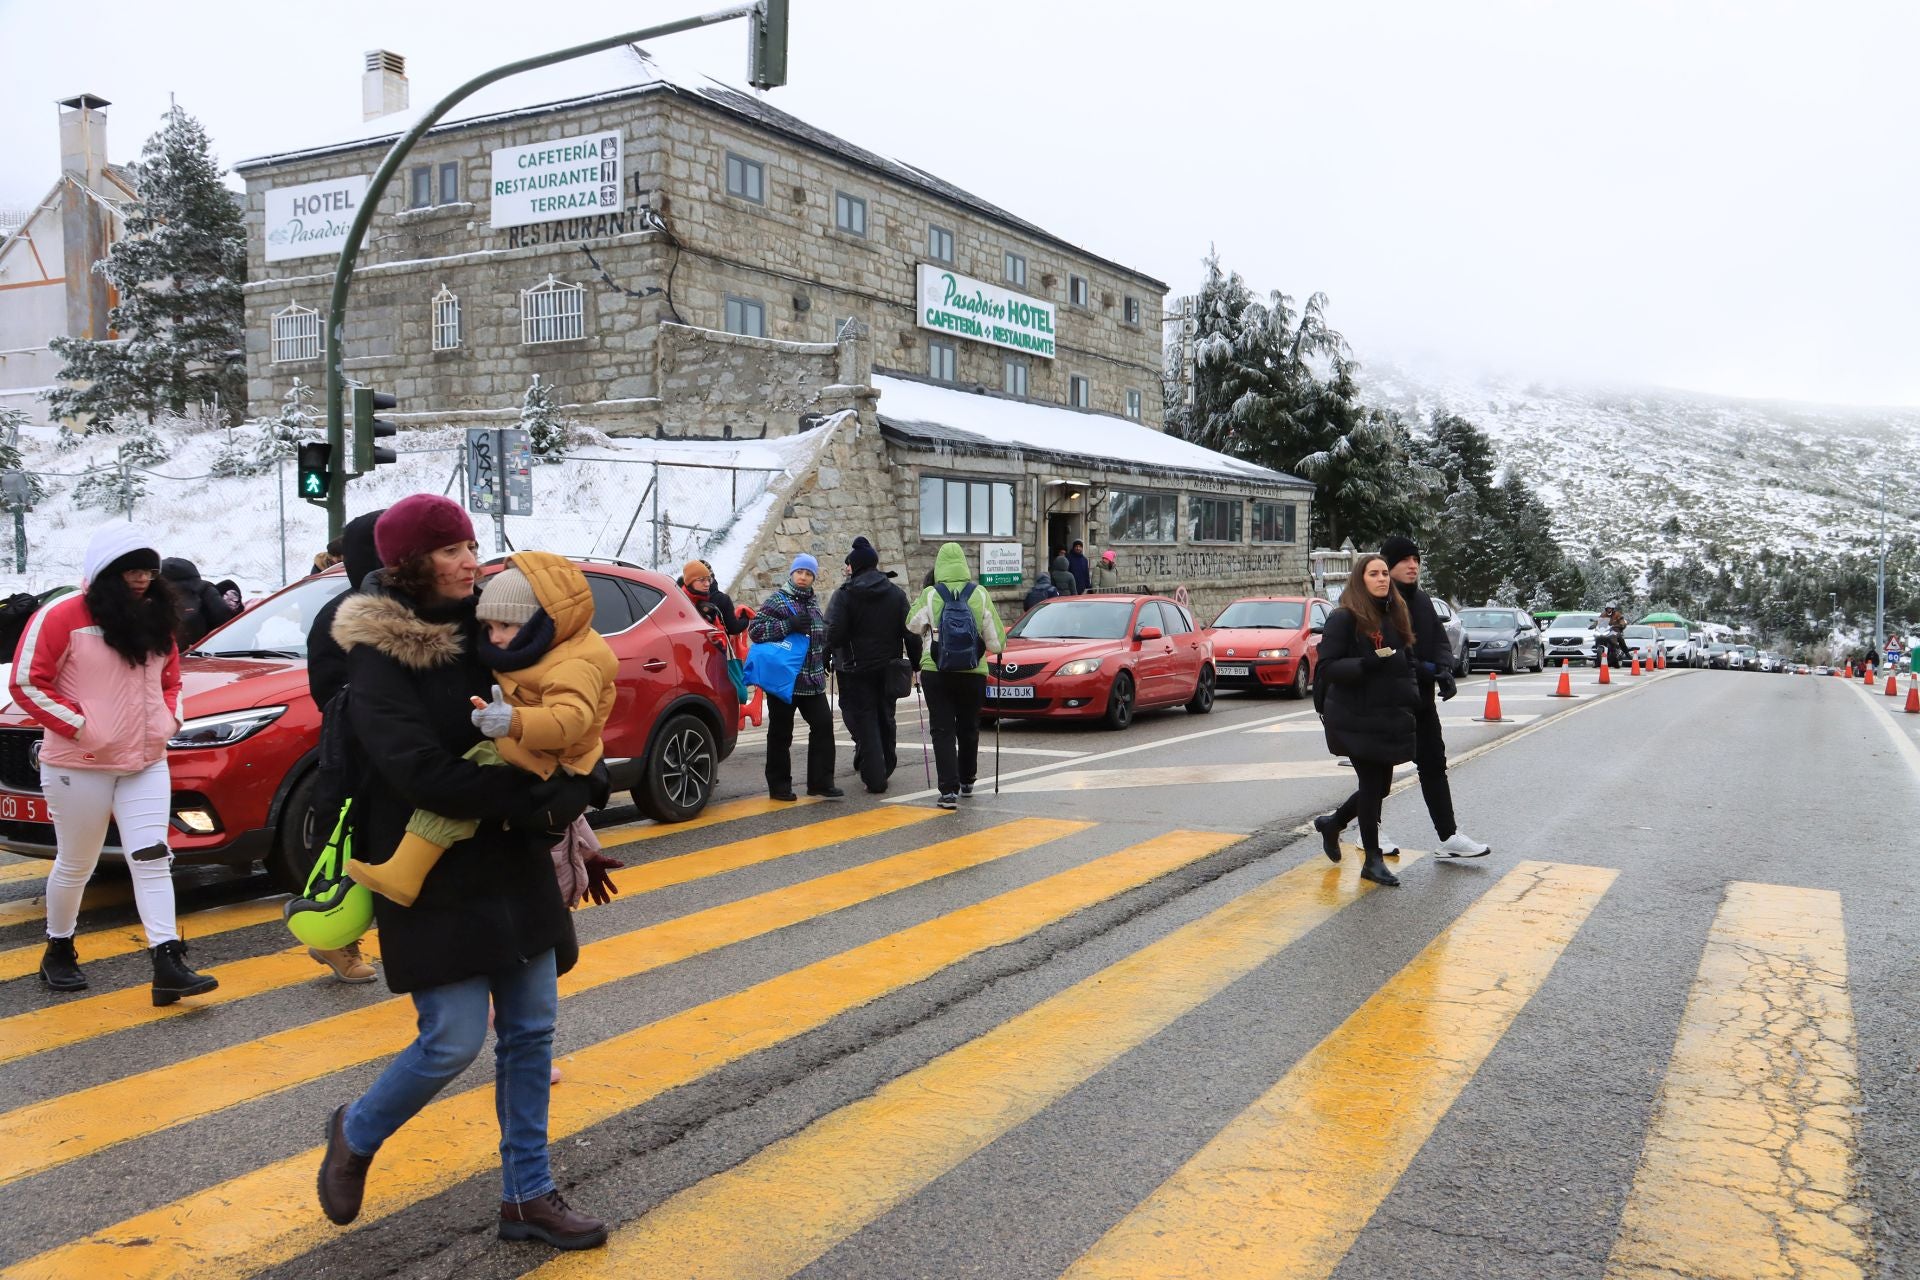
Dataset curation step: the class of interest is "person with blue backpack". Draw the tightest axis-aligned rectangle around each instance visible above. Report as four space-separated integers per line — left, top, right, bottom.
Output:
907 542 1007 809
748 554 841 802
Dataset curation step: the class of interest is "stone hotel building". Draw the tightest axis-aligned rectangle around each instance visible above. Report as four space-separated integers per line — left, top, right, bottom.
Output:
236 48 1312 614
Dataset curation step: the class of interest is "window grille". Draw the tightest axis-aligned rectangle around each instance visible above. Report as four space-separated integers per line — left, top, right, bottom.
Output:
270 301 321 363
521 275 585 345
431 286 461 351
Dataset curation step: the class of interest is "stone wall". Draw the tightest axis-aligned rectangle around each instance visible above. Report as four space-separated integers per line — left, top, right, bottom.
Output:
649 323 857 441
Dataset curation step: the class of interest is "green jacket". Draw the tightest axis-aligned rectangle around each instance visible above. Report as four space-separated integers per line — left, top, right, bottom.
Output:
908 542 1007 676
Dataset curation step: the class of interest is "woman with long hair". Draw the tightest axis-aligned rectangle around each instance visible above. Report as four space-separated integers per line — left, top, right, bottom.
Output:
10 523 220 1002
313 495 604 1251
1310 554 1421 887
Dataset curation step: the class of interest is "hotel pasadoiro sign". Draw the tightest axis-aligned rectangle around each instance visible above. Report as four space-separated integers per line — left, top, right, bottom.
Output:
491 131 623 229
263 175 370 262
916 265 1056 360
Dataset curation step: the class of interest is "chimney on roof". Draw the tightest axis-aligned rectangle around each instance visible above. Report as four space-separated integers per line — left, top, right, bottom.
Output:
362 51 408 121
57 94 110 189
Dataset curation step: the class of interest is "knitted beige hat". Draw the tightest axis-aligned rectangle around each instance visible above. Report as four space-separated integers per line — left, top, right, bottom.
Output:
476 565 540 626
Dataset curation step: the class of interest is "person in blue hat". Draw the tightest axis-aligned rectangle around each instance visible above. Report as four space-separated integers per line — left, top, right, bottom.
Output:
748 553 841 800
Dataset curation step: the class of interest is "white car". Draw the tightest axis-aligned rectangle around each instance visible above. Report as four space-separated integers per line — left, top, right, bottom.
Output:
1542 612 1603 667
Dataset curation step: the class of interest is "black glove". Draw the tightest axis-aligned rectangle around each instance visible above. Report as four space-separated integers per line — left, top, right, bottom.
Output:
1359 648 1396 673
513 772 594 833
1437 673 1458 701
581 852 623 906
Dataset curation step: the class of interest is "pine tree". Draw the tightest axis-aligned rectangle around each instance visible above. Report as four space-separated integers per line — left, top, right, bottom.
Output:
520 375 568 462
0 408 47 507
45 105 246 428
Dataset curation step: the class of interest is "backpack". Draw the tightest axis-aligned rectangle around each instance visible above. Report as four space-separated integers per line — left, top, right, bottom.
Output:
932 583 984 672
0 592 40 663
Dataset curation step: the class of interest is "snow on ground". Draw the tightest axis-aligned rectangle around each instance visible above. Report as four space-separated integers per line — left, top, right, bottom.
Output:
0 418 829 598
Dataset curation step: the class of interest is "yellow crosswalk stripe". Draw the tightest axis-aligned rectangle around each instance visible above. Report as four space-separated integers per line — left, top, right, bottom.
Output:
0 861 49 884
1063 859 1616 1280
0 898 289 982
0 807 938 1062
1604 882 1869 1280
595 793 821 849
0 818 1091 1186
530 850 1428 1279
0 879 129 928
8 828 1239 1280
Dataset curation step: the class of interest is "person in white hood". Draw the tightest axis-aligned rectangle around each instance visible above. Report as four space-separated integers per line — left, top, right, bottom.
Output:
7 522 220 1004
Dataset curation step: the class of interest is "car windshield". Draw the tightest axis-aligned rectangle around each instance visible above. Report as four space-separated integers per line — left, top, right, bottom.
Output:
1012 599 1138 640
1625 626 1658 639
1553 613 1600 629
195 574 351 658
1460 610 1518 629
1212 601 1304 630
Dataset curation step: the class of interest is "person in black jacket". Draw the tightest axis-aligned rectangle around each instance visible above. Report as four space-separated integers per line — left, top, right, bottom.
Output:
678 559 747 636
826 536 922 794
315 494 604 1251
1383 536 1490 859
1310 554 1420 887
306 509 387 710
161 557 241 647
1048 555 1079 598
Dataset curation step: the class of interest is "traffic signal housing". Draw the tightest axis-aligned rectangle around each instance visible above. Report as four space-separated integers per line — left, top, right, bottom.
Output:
748 0 789 90
351 386 398 473
297 442 331 502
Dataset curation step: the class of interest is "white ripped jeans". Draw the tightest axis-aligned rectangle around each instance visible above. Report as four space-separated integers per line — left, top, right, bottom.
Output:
40 758 178 946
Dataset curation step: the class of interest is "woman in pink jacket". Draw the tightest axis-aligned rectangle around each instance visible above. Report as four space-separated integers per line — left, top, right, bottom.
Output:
10 523 219 1004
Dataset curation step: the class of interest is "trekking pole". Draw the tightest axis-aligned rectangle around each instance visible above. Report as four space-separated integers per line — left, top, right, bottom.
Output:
916 678 932 788
994 650 1002 794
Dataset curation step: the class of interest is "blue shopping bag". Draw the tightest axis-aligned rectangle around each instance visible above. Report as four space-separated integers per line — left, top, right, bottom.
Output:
742 634 809 703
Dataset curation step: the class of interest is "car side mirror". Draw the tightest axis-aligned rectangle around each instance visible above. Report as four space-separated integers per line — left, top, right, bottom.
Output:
1135 626 1163 642
1309 623 1323 635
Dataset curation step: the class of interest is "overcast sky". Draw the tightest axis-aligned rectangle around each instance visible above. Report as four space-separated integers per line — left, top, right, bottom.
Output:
3 1 1914 406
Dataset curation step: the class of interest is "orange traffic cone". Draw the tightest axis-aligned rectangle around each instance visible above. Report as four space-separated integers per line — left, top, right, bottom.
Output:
1845 663 1854 679
1597 653 1612 685
1656 652 1666 670
1887 673 1899 697
1473 672 1504 722
1630 654 1642 677
1550 660 1576 698
1864 663 1875 685
1906 683 1919 714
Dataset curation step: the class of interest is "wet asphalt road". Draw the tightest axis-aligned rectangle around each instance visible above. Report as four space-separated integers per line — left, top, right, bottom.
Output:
0 666 1915 1279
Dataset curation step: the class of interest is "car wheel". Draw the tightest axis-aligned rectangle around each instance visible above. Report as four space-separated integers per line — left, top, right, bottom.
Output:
1531 649 1544 673
1506 649 1518 674
1103 672 1136 730
635 712 717 823
266 768 322 895
1186 665 1216 714
1290 663 1310 700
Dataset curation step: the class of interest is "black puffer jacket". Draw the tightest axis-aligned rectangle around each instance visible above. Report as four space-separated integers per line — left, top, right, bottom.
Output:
305 509 385 708
825 568 923 674
331 575 580 994
162 557 240 647
1393 581 1451 692
1314 606 1420 765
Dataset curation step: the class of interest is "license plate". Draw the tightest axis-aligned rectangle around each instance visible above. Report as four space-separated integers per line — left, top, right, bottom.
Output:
0 792 49 824
1217 665 1251 677
988 685 1034 699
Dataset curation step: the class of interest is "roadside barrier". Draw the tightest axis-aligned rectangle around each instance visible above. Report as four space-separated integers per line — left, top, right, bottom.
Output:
1473 673 1504 723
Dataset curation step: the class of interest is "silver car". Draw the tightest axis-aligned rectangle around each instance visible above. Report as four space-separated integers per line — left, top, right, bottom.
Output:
1542 611 1603 667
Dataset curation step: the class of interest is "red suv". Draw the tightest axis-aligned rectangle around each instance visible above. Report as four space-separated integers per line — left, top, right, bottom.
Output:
985 594 1214 729
0 558 737 890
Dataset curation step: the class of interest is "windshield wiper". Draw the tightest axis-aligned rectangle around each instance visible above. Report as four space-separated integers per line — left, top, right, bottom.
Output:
203 648 302 660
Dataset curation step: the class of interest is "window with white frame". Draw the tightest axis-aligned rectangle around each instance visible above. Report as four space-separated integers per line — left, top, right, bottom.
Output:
1003 357 1028 397
1004 251 1026 287
919 475 1015 538
1126 388 1143 419
1124 295 1141 325
520 275 586 344
724 295 766 338
270 301 321 363
431 286 461 351
1108 489 1178 543
1252 500 1298 544
835 191 867 236
1069 374 1091 408
928 339 957 382
1068 274 1089 307
928 224 954 263
1189 495 1243 544
725 152 764 203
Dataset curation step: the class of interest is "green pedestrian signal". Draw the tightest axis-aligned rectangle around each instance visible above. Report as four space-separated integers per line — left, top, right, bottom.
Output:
297 442 331 502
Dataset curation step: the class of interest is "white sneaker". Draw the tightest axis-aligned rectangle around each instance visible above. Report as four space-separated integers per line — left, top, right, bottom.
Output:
1437 832 1491 858
1377 835 1401 859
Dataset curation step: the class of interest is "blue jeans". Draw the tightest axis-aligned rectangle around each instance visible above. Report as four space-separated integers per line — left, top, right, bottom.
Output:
343 949 559 1203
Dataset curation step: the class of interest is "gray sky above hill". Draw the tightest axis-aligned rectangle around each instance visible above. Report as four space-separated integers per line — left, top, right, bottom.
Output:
3 1 1914 407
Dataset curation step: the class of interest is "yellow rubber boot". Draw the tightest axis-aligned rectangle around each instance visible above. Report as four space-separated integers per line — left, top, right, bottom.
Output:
346 833 447 908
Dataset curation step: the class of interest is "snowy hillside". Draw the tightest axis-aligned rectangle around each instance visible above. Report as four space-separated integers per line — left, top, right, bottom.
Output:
1365 364 1920 567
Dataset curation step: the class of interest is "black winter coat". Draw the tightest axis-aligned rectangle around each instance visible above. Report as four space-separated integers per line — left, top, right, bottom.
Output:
305 509 385 708
1049 557 1079 598
331 577 579 994
679 582 747 636
162 557 240 647
1393 581 1451 693
825 568 923 675
1314 606 1420 765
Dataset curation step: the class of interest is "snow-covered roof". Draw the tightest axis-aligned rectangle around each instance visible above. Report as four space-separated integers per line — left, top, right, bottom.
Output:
871 374 1306 489
233 47 1165 291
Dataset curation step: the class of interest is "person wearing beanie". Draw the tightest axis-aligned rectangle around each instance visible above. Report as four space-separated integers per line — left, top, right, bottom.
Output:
311 498 604 1248
1049 554 1078 598
1317 535 1492 864
333 553 618 912
826 536 921 793
10 522 221 1004
748 551 840 800
1067 540 1092 594
677 558 745 636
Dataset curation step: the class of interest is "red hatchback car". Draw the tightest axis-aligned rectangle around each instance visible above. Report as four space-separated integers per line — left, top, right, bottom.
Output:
985 594 1214 729
0 558 738 890
1203 595 1330 698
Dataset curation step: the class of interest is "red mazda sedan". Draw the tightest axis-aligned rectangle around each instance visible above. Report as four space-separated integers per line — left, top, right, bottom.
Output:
0 558 737 890
985 594 1214 729
1202 595 1329 698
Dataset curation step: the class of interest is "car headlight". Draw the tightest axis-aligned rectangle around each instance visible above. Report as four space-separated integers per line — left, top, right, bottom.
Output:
1481 639 1511 649
1055 658 1103 677
1257 648 1290 659
168 707 287 750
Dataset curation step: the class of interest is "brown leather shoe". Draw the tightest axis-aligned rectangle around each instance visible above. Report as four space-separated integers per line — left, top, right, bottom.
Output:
308 943 378 983
317 1104 373 1225
498 1190 607 1250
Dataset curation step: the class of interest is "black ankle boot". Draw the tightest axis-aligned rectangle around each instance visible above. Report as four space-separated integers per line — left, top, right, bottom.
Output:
150 939 219 1007
1360 850 1401 888
1312 814 1343 863
40 935 87 992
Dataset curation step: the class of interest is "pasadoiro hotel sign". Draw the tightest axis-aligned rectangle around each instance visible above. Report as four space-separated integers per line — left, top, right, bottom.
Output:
263 175 370 262
916 265 1056 360
490 131 623 229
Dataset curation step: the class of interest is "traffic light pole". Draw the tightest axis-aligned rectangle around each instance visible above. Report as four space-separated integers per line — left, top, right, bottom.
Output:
322 1 784 540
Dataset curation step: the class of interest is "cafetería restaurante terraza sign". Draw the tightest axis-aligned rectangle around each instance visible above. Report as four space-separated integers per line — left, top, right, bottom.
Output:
490 131 624 229
916 265 1056 360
